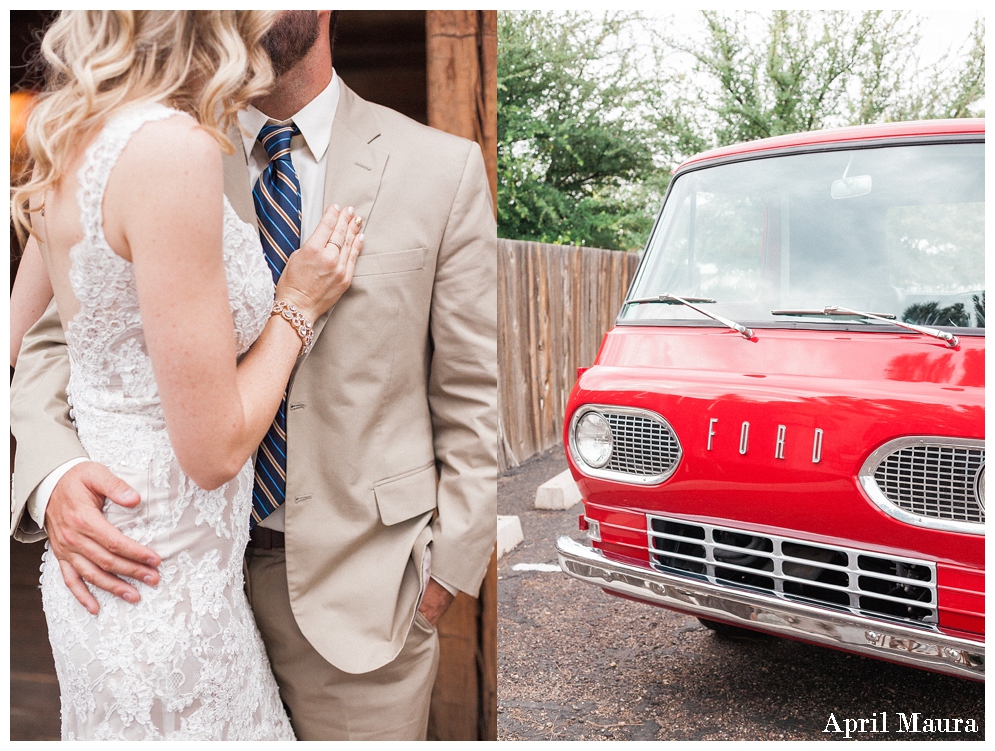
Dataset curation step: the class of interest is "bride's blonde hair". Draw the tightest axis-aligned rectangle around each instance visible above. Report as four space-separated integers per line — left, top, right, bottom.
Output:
11 10 276 240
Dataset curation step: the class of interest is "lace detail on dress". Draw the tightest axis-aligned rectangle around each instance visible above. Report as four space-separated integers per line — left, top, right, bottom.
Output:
40 102 290 740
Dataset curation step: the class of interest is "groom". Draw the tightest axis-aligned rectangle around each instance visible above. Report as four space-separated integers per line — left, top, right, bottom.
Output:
10 10 497 741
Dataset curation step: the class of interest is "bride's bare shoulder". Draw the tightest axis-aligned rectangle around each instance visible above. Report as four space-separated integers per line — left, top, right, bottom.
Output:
105 111 224 225
102 111 225 256
116 112 222 182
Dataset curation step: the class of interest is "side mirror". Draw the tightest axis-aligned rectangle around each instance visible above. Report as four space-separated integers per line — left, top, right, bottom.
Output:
831 174 872 199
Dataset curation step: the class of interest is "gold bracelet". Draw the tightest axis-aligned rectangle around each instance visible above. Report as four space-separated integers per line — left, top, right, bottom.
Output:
270 300 314 357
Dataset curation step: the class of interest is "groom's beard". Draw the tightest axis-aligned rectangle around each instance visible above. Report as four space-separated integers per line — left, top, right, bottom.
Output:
262 10 321 77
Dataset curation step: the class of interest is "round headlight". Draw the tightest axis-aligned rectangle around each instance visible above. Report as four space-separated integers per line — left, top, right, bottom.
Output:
976 466 984 510
575 411 613 468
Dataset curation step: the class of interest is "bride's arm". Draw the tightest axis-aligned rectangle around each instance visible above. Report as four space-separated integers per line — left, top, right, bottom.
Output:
111 117 360 491
10 236 54 368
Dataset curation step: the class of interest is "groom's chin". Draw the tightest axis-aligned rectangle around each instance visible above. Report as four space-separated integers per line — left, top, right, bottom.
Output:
262 10 321 78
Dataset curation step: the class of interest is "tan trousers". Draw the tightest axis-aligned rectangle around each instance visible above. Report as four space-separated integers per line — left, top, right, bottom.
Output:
244 547 440 741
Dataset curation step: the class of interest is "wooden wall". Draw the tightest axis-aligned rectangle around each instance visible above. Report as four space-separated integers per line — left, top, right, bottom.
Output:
424 10 498 743
335 11 427 124
497 240 642 471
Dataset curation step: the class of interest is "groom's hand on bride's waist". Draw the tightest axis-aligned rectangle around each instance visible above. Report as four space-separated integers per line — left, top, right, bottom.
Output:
45 462 162 615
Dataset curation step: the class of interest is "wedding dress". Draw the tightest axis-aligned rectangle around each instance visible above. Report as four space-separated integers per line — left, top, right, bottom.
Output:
39 103 296 740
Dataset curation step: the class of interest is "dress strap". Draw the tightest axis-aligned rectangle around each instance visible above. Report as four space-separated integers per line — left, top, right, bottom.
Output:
76 102 185 247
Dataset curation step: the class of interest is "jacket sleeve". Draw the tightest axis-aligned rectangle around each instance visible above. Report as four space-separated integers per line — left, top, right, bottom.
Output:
426 141 498 596
10 298 88 542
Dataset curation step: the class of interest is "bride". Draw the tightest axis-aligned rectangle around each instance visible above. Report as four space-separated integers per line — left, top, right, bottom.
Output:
10 11 363 740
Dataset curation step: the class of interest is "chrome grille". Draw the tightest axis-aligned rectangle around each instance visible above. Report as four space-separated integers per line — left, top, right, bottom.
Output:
647 514 938 629
873 445 984 523
860 437 984 533
604 412 681 477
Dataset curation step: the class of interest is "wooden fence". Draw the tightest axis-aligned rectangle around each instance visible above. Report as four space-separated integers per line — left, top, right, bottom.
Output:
497 239 642 471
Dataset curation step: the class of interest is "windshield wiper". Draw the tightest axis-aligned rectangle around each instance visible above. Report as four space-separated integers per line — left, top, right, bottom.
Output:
629 295 718 305
627 294 755 340
771 308 896 320
771 306 959 348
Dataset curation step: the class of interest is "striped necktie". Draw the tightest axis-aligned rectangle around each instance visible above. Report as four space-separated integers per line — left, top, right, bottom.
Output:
251 120 302 528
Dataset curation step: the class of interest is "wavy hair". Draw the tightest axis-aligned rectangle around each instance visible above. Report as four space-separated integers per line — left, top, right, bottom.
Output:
12 10 276 240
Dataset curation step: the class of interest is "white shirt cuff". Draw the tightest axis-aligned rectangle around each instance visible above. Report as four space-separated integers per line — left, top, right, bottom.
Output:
28 458 89 528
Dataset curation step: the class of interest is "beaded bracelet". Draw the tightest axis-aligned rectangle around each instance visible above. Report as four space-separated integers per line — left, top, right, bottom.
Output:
271 300 314 357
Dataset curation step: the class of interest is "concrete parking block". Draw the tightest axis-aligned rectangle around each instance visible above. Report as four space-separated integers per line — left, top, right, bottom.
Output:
535 469 582 510
497 515 524 559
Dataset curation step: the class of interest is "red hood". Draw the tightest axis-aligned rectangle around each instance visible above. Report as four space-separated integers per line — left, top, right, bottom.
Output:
567 325 984 568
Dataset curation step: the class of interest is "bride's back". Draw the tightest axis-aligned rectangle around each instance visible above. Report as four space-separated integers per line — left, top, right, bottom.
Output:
33 112 205 330
32 126 95 327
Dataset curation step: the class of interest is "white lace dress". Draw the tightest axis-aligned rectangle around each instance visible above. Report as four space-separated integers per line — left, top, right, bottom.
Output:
39 103 295 740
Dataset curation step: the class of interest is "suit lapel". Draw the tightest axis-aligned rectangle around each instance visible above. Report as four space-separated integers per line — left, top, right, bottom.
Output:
222 126 257 226
321 82 387 223
291 82 388 383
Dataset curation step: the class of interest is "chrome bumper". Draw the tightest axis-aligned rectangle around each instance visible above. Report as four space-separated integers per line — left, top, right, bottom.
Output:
556 536 984 681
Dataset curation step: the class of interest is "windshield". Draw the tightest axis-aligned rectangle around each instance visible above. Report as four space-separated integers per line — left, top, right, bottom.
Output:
622 141 985 331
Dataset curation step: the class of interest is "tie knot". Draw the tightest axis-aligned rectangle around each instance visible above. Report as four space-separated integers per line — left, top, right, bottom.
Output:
258 121 300 161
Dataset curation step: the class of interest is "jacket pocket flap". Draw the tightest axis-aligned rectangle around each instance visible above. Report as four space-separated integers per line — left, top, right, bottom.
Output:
353 247 426 277
374 463 437 526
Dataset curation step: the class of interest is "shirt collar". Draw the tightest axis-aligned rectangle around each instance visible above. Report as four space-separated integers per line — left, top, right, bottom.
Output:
238 70 340 161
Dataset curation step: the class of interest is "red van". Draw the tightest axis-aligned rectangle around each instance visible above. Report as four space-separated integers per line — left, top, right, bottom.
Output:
557 120 985 680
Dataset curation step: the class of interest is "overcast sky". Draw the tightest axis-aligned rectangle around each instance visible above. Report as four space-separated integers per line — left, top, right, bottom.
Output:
653 8 983 63
914 9 984 63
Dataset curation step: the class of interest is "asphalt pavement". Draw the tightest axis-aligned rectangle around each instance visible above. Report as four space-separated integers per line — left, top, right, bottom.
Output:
497 445 984 741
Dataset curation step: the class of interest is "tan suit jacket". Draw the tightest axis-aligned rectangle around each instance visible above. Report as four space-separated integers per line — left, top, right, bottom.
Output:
10 82 498 674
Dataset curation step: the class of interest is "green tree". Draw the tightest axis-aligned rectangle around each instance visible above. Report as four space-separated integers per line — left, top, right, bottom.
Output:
498 10 985 250
498 11 663 250
653 11 985 152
